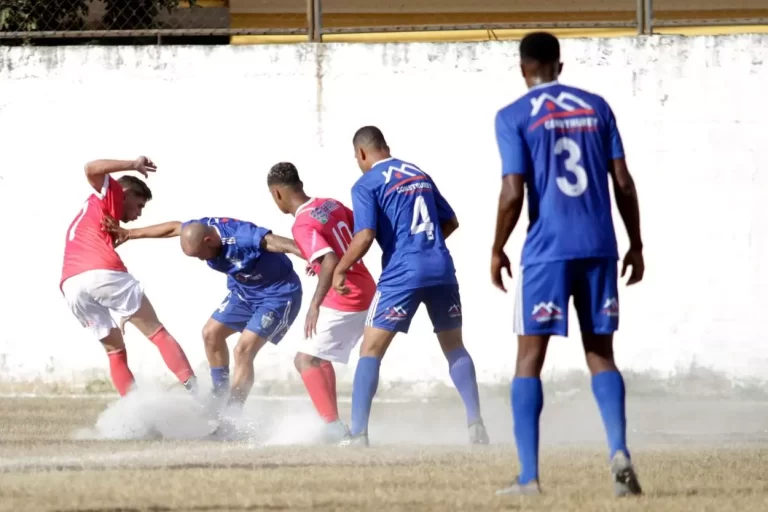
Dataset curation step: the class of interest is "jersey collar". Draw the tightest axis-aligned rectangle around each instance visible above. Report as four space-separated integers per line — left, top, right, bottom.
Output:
371 157 395 168
529 80 559 92
295 197 315 217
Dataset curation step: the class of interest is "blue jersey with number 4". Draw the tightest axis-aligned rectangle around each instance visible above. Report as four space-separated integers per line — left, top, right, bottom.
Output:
351 157 458 291
182 217 301 301
495 81 623 265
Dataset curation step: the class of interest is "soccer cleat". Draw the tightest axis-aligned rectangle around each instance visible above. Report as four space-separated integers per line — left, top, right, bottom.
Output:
469 421 490 445
322 420 351 444
338 433 369 448
495 477 542 496
610 451 643 497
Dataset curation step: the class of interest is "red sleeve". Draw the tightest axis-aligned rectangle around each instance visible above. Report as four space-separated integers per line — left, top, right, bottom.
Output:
99 176 124 220
292 217 333 264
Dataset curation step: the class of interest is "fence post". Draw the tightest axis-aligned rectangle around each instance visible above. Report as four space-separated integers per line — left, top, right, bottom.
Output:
307 0 316 41
314 0 323 42
645 0 654 35
636 0 646 35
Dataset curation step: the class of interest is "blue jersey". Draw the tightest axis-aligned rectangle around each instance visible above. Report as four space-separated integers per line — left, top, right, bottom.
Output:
183 217 301 301
495 81 623 265
351 157 458 290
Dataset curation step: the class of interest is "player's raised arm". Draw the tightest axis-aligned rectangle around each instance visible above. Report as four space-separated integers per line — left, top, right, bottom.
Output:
126 221 182 240
84 156 156 192
260 233 304 259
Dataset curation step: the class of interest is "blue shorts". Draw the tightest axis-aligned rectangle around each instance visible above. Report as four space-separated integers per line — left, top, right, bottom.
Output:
212 290 302 344
514 258 619 336
366 284 462 334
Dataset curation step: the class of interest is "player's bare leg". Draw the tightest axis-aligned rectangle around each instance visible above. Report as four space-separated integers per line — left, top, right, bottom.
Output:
100 328 136 397
295 352 349 442
497 334 549 496
126 295 197 392
436 327 488 445
202 318 237 398
227 329 268 406
339 326 397 447
582 332 642 497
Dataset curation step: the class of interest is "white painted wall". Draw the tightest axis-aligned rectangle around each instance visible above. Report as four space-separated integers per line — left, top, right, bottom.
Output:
0 34 766 391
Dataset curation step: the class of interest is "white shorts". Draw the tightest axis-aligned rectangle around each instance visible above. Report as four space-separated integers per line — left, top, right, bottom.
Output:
300 307 367 364
62 269 144 340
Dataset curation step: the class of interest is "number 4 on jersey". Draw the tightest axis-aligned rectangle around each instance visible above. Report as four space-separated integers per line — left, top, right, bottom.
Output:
410 195 435 240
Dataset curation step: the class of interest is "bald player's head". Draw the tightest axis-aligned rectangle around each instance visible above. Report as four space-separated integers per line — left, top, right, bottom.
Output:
352 125 391 172
180 222 221 260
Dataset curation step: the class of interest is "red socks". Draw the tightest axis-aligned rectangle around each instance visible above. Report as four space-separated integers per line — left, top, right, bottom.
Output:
107 349 135 397
148 326 195 384
301 360 339 423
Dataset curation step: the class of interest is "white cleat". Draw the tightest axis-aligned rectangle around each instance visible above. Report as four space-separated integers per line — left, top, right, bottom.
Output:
611 451 643 497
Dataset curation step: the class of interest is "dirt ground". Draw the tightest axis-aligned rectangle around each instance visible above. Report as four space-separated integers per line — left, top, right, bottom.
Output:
1 395 768 511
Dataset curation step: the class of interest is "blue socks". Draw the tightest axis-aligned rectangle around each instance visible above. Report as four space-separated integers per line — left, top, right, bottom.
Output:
210 366 230 394
350 356 381 436
512 377 544 484
592 370 629 459
446 347 482 425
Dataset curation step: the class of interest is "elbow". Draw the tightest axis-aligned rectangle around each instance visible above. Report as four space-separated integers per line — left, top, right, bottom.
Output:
499 190 524 212
615 175 637 198
84 161 97 178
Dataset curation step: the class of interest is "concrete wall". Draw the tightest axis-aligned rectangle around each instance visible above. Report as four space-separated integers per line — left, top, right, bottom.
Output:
0 34 766 393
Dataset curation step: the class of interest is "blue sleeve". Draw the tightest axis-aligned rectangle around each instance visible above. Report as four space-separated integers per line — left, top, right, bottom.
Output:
605 104 625 160
430 178 456 222
495 109 529 177
351 181 378 234
238 222 271 254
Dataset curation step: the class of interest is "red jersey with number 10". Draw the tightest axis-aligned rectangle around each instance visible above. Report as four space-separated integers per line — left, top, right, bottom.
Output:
292 197 376 312
60 176 127 290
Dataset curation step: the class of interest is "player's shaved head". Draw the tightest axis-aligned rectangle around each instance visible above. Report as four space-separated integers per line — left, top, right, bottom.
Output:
519 31 563 88
353 126 389 152
353 126 391 173
180 222 207 255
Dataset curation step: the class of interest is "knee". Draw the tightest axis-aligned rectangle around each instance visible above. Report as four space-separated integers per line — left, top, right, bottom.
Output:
294 352 314 372
202 324 224 350
233 340 259 365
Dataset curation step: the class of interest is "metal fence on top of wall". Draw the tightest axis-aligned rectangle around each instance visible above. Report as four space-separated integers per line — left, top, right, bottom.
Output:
0 0 767 43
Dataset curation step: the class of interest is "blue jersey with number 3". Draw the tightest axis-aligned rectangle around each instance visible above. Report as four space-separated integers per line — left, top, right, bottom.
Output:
351 157 458 290
495 81 623 265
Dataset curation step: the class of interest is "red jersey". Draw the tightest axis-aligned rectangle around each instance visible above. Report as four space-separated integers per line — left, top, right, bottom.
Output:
60 176 128 290
292 198 376 312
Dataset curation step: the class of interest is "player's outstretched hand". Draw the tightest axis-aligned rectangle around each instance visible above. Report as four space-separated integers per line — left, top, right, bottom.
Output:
491 250 513 292
133 156 157 178
622 247 644 286
333 269 350 296
102 214 130 248
304 305 320 339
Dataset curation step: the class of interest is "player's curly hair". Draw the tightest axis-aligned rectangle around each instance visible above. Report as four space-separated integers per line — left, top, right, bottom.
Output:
519 32 560 64
118 175 152 200
267 162 302 189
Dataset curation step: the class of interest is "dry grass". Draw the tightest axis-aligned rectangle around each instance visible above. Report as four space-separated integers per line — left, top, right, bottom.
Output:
1 397 767 511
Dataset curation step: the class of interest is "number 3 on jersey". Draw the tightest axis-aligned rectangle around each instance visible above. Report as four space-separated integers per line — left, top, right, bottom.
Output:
410 195 435 240
554 136 588 197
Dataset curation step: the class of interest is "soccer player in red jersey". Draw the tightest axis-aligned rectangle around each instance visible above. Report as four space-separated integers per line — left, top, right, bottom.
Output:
60 156 197 397
268 162 377 442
